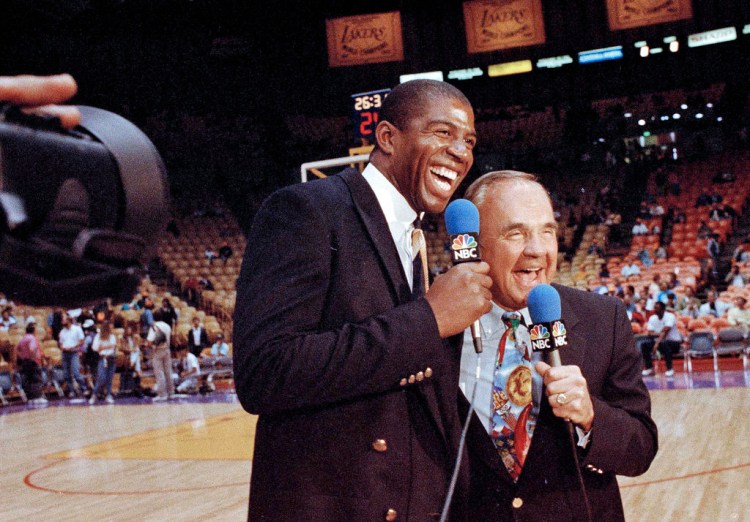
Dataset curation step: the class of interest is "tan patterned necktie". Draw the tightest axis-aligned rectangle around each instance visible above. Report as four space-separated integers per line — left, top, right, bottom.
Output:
411 220 429 297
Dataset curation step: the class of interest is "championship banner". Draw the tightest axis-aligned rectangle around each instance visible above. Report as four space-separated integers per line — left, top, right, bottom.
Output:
326 12 404 67
607 0 693 31
463 0 546 54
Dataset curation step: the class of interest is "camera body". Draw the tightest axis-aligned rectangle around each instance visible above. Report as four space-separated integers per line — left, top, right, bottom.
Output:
0 104 169 306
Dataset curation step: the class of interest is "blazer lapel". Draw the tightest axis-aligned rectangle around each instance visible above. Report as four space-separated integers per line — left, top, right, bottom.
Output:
341 169 451 448
554 284 583 368
339 169 411 304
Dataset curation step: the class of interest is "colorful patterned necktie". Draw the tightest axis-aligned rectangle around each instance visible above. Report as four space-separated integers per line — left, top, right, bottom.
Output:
490 311 538 481
411 219 429 298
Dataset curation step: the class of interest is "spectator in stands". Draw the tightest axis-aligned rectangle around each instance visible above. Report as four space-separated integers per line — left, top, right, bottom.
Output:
642 301 680 377
666 272 680 289
722 203 738 227
699 290 730 318
674 210 686 224
654 245 667 259
204 247 218 264
699 258 721 291
218 241 233 264
47 308 64 342
732 242 750 264
89 321 118 405
598 263 610 279
706 234 720 260
727 297 750 332
620 257 641 278
198 275 214 291
649 203 664 216
210 333 229 357
139 298 155 337
59 314 88 398
697 220 712 239
135 290 150 310
184 275 199 305
188 316 210 358
695 191 712 207
725 265 747 288
15 323 46 405
81 319 99 391
708 204 726 222
0 306 17 331
656 282 673 304
119 325 143 398
629 297 648 327
631 219 648 235
637 247 653 269
174 345 200 393
146 317 173 402
159 298 179 329
587 239 604 257
675 286 699 314
648 274 662 300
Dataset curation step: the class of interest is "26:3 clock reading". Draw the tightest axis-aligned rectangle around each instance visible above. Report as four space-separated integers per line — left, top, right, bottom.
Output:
351 88 390 141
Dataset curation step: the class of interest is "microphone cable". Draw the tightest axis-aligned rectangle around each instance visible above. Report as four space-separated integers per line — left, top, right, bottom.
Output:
439 353 481 522
565 420 593 522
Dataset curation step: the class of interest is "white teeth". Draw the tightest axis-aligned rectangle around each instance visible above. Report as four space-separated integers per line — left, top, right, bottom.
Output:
430 166 458 181
434 177 452 192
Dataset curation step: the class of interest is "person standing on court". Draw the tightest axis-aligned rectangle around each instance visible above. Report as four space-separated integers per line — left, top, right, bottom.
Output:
233 79 492 521
459 171 657 520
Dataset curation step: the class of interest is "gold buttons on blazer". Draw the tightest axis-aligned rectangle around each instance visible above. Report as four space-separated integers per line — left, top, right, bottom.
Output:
384 508 398 521
372 439 388 452
424 367 433 378
512 497 524 508
415 371 424 382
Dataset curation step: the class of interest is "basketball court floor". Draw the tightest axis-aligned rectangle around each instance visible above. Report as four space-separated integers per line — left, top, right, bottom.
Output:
2 367 749 521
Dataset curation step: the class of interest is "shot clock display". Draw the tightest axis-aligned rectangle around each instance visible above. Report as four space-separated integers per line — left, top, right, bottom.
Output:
351 88 390 142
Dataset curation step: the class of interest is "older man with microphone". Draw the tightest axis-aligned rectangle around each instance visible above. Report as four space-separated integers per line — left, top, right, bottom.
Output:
458 170 657 521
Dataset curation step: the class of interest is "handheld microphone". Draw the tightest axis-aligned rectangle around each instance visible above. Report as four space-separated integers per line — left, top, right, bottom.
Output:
527 284 568 366
527 284 575 437
444 199 482 353
527 283 592 522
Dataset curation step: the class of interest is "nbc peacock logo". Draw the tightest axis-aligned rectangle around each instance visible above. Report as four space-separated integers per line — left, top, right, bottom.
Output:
552 321 567 337
551 320 568 347
452 234 478 250
529 324 550 341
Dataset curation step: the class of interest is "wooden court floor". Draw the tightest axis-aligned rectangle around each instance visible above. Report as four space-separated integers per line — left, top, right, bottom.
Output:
2 382 749 521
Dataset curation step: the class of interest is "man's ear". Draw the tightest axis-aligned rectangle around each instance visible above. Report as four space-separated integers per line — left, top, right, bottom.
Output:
374 120 398 155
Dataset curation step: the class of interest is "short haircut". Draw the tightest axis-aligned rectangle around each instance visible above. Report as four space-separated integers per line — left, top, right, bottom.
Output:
465 170 551 209
378 79 472 132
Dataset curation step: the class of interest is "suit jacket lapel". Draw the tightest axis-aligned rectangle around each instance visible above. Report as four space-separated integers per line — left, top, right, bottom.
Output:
554 284 583 368
341 168 451 447
340 169 412 304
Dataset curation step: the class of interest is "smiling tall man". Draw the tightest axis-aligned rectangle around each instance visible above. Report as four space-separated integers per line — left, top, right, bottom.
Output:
233 80 493 521
459 171 657 521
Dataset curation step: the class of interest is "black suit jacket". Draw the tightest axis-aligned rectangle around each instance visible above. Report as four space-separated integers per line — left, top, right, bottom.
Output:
233 169 469 521
460 284 658 521
187 326 209 356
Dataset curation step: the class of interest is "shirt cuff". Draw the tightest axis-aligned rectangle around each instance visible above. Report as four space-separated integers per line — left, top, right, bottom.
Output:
575 425 592 449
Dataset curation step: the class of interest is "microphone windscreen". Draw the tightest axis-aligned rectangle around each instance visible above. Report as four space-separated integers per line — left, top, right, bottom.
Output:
527 284 561 323
445 199 480 235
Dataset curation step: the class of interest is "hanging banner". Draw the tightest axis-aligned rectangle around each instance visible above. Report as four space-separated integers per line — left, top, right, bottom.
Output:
326 12 404 67
463 0 546 54
607 0 693 31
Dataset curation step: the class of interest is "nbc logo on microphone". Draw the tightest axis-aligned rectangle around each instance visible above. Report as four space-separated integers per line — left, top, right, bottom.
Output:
529 324 552 352
551 320 568 347
450 233 480 263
